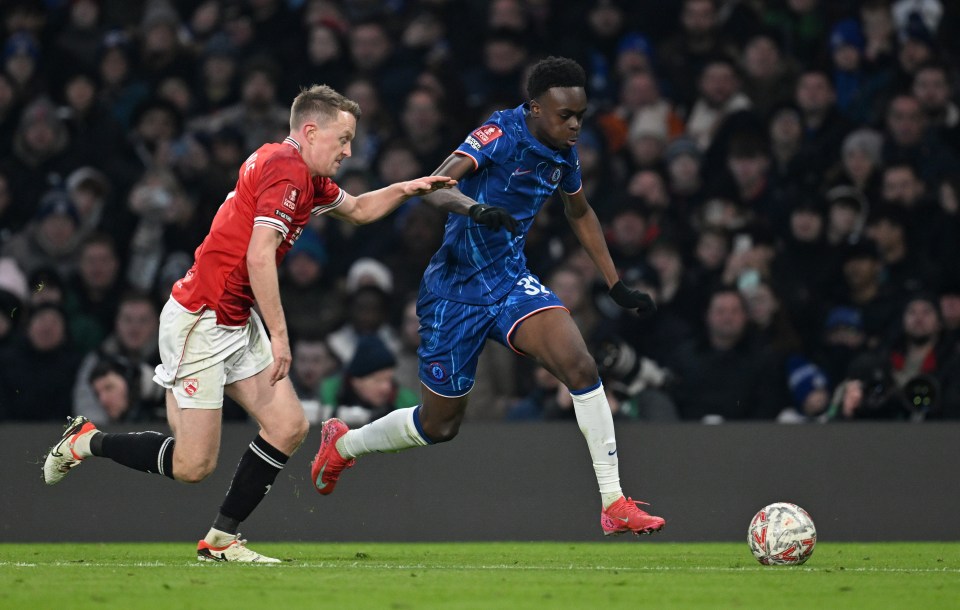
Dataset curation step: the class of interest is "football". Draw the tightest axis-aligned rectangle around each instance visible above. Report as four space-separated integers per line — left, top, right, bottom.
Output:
748 502 817 565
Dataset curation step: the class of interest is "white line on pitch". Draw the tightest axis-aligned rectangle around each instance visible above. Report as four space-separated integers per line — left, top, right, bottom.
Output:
2 562 959 574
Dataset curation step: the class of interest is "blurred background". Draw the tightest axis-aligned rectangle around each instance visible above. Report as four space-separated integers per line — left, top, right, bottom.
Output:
2 0 960 426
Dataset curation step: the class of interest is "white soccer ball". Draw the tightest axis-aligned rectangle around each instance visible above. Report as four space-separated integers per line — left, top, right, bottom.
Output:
748 502 817 565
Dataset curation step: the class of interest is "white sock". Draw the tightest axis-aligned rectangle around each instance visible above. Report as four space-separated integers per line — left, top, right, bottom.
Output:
571 382 623 509
337 406 431 459
72 430 97 459
204 527 236 547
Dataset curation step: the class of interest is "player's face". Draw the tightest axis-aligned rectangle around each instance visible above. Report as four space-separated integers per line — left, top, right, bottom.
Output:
529 87 587 150
304 110 356 177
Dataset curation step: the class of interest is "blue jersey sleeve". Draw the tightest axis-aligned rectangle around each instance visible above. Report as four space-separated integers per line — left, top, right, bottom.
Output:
455 119 513 170
561 148 583 194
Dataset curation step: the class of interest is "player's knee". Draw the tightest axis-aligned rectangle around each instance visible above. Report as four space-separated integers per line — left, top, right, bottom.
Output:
174 455 217 484
290 414 310 447
265 414 309 454
422 418 461 443
560 354 599 390
281 410 309 441
176 471 209 484
419 396 467 443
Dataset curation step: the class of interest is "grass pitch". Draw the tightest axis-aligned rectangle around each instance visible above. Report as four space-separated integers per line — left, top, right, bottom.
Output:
1 542 958 609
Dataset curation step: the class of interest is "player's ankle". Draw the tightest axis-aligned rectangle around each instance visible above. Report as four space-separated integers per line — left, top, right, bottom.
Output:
601 491 623 510
334 436 349 460
204 527 236 548
72 430 100 459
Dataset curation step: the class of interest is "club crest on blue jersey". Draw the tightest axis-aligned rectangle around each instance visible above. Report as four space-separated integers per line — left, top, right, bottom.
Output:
550 167 562 183
427 361 448 382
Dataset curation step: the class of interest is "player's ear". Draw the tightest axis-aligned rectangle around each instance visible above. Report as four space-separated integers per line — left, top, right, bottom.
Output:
301 121 317 143
529 99 540 116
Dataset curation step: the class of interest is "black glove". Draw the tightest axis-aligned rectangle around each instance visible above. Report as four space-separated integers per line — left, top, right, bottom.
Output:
609 281 657 318
469 204 518 233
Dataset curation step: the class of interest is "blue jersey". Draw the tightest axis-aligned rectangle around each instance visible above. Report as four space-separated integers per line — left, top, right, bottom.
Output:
422 104 582 305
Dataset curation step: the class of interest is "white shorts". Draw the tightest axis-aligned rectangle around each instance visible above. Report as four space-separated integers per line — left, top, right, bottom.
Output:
153 297 273 409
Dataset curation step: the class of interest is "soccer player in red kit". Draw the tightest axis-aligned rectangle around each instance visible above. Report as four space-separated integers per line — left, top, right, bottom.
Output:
42 85 455 562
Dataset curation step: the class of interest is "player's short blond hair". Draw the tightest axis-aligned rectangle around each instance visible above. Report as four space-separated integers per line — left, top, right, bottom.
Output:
289 85 361 131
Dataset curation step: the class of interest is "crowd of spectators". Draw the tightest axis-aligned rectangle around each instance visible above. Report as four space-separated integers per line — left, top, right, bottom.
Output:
1 0 960 424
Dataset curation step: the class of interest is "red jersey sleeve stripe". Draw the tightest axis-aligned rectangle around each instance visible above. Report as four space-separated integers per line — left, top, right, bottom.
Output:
253 216 289 237
312 188 345 216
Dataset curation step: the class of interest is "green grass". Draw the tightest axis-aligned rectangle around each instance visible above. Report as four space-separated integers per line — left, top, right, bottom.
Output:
1 542 958 609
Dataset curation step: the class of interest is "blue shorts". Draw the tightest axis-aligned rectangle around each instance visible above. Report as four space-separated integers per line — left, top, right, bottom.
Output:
417 271 567 397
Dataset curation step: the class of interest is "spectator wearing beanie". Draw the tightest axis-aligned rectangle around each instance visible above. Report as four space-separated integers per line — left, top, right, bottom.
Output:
5 98 75 212
327 259 400 364
831 128 884 204
319 335 418 428
815 305 868 386
3 31 44 101
2 189 83 278
786 355 830 418
279 228 344 340
830 18 891 124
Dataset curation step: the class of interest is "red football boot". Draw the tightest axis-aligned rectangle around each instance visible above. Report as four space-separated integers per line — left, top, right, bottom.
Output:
310 418 355 495
601 497 666 536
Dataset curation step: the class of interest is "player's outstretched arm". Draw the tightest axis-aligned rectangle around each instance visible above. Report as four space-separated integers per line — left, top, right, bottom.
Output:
560 189 656 318
421 153 518 233
329 175 457 225
420 154 476 214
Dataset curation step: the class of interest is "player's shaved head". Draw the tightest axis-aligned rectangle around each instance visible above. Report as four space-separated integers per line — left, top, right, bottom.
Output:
290 84 361 131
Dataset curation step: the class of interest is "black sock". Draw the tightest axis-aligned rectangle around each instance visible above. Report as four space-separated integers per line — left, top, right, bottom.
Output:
93 431 175 479
214 435 288 534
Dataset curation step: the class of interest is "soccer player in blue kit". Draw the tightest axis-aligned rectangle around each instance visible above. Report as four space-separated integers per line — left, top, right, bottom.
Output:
312 57 665 535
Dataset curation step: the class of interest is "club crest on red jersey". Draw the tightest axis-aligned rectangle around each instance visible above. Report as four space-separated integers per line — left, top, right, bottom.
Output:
471 124 503 146
282 184 300 211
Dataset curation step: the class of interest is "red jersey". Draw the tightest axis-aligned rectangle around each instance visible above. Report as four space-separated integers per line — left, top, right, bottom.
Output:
172 137 343 326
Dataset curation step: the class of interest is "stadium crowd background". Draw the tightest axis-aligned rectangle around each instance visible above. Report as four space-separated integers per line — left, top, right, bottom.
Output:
1 0 959 425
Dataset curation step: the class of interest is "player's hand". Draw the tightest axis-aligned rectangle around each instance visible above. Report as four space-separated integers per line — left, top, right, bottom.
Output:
402 175 457 197
469 204 518 233
269 334 292 386
609 281 657 318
